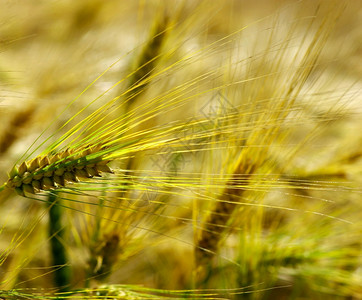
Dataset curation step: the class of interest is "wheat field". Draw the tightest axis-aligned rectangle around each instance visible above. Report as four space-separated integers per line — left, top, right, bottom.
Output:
0 0 361 299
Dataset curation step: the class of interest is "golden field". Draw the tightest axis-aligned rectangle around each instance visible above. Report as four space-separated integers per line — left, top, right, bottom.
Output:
0 1 361 299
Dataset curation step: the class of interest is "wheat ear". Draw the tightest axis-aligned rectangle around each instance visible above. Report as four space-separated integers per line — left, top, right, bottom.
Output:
127 14 169 102
0 105 36 155
196 158 255 267
4 145 114 196
88 232 121 282
117 13 170 199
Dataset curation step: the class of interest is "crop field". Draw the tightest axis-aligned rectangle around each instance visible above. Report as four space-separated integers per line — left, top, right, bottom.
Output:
0 1 361 299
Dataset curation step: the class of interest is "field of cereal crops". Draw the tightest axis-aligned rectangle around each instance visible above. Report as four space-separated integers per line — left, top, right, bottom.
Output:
0 1 361 299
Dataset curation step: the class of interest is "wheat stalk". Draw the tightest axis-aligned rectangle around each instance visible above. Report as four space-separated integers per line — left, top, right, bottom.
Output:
47 191 71 293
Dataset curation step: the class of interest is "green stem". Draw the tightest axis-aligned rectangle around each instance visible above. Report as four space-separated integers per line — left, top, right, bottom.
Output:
0 183 5 193
48 191 71 294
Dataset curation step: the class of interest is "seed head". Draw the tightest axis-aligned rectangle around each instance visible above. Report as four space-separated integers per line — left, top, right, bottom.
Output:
5 146 114 196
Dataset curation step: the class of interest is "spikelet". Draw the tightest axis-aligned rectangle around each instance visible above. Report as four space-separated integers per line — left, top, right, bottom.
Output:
5 146 114 196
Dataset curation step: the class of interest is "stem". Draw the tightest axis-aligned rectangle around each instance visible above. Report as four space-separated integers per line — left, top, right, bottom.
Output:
48 191 71 294
0 183 5 193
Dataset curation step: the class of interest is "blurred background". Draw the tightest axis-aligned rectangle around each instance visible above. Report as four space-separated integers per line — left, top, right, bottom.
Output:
0 0 361 299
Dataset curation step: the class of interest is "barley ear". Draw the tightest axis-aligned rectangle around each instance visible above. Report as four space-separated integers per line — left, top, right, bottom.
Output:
195 158 255 279
88 233 121 282
127 13 170 101
3 145 114 196
116 12 171 200
0 105 36 155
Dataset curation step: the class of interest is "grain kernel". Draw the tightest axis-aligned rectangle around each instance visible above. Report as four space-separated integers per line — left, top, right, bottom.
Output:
18 162 28 176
